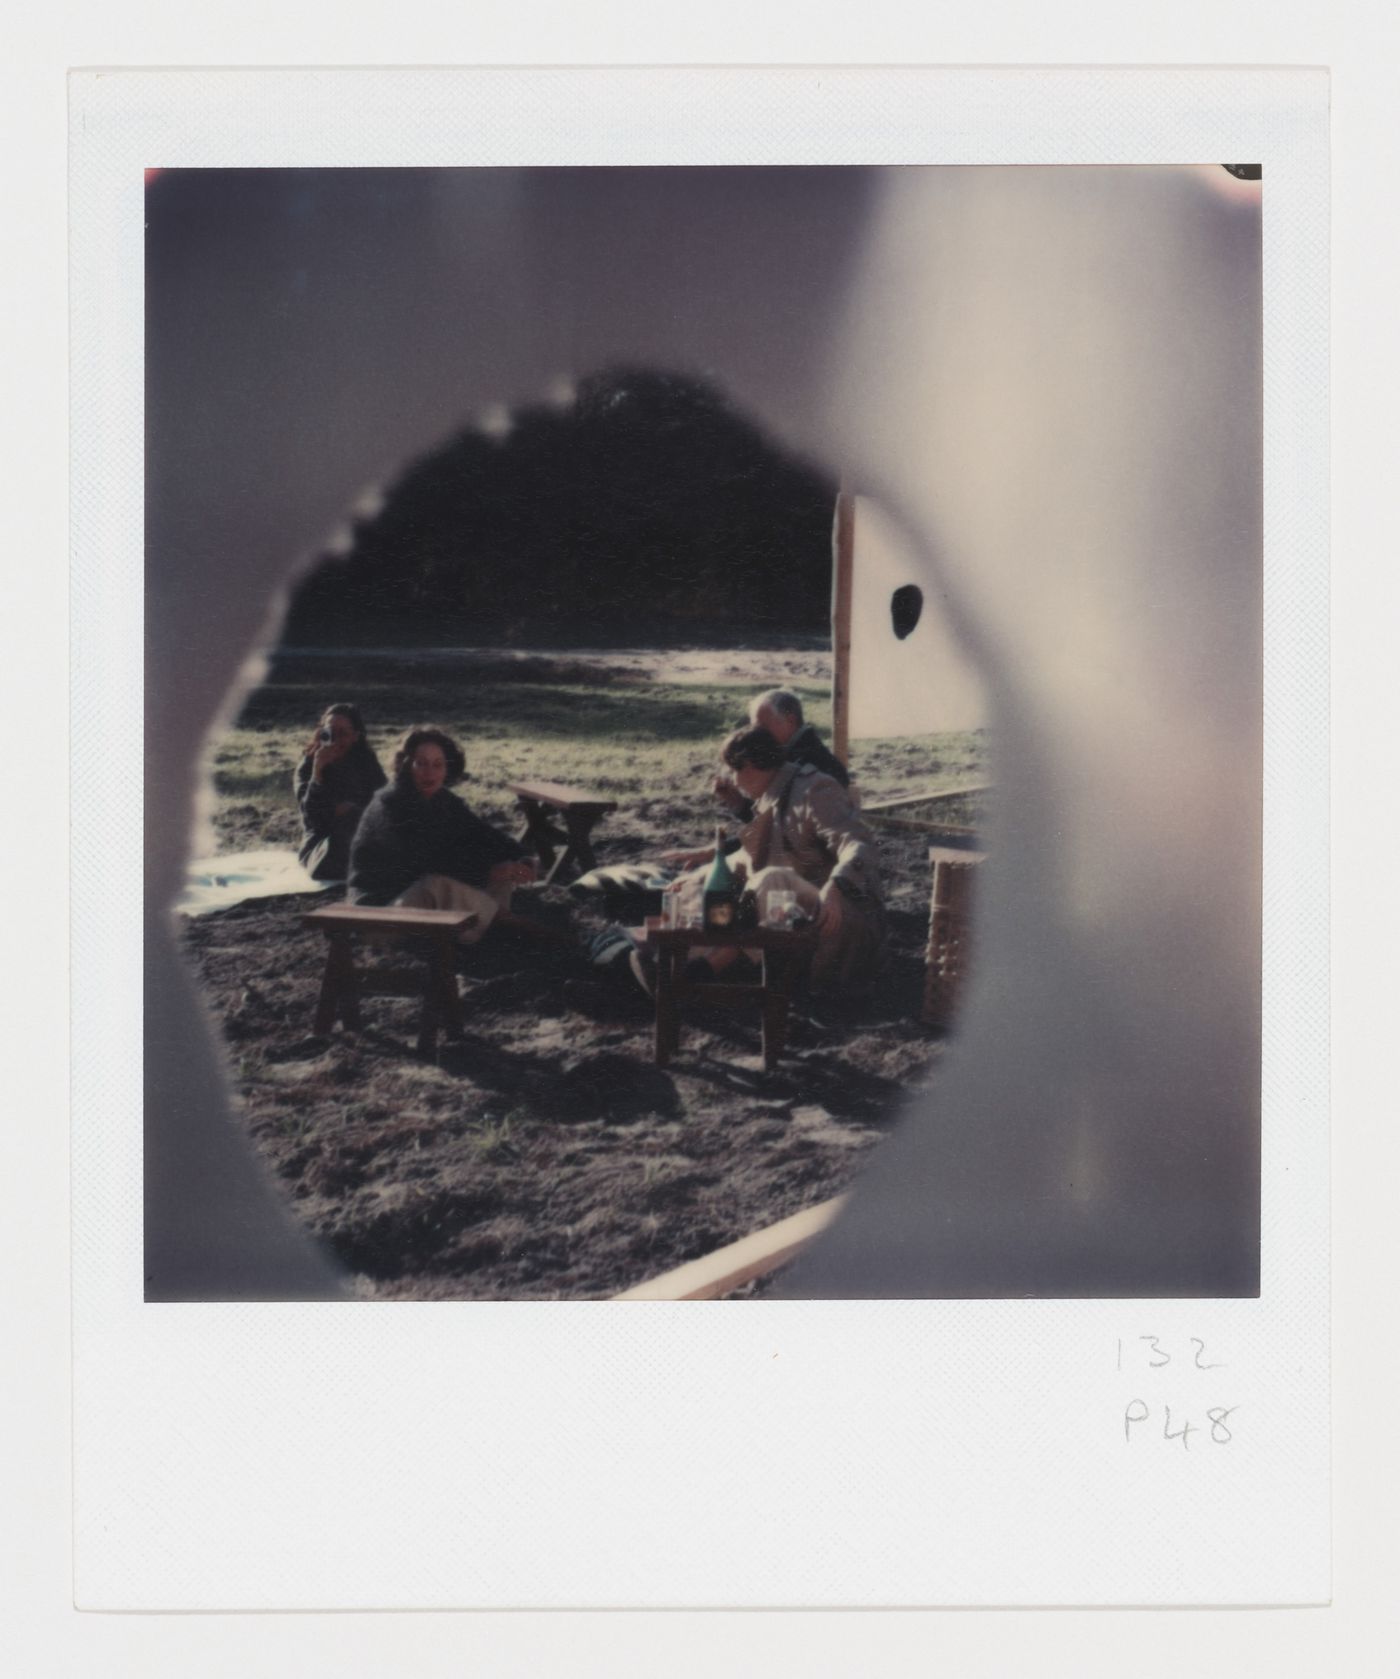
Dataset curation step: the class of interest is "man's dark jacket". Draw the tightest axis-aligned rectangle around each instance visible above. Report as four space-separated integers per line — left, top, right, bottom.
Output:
348 782 524 905
786 724 849 787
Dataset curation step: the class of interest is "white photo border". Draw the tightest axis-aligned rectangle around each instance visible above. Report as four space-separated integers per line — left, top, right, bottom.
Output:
70 65 1328 1609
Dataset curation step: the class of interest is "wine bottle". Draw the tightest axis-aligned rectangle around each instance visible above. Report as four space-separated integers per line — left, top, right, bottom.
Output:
702 825 738 931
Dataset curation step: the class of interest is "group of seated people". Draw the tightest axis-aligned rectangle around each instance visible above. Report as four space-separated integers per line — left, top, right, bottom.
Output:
294 687 886 996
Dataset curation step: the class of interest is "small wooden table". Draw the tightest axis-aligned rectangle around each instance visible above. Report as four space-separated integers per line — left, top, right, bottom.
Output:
303 903 477 1058
510 780 619 885
638 918 819 1072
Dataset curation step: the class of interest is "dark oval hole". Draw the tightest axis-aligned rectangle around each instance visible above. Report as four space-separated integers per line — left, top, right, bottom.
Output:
890 583 923 640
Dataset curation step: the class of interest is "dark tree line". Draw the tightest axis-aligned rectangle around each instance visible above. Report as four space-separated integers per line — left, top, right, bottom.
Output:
281 367 838 645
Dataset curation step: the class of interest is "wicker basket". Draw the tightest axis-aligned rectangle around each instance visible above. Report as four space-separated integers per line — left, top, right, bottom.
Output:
922 846 987 1027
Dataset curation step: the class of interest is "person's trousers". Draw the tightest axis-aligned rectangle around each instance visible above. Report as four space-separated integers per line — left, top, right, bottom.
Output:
392 873 512 944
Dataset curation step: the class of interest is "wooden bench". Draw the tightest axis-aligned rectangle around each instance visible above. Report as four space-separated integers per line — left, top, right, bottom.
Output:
302 904 477 1058
509 780 618 885
637 918 819 1072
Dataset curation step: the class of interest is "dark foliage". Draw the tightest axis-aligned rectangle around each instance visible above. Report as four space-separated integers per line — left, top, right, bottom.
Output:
282 367 838 645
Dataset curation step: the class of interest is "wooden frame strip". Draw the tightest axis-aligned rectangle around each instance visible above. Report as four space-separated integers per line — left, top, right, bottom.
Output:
862 781 993 815
614 1194 849 1301
830 489 855 769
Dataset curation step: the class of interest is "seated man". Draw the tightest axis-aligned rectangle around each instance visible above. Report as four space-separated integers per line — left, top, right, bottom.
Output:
714 687 849 819
683 725 887 996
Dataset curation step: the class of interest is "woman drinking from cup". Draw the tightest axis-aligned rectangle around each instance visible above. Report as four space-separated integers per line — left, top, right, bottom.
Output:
294 702 388 881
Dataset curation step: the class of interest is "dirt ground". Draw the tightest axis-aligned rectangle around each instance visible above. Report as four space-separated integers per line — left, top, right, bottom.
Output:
181 819 958 1301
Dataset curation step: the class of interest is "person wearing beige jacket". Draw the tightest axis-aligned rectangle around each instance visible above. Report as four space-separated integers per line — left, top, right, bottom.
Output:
725 725 887 995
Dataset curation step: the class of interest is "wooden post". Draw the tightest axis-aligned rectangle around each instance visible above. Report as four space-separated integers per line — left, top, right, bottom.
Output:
830 487 855 768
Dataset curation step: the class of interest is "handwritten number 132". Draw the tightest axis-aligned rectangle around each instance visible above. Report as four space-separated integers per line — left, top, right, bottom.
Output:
1117 1337 1225 1371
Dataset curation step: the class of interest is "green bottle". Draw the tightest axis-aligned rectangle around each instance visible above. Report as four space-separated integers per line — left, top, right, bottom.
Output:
703 825 738 931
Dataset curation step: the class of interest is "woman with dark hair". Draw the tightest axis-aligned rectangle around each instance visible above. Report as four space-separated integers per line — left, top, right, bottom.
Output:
347 726 535 941
294 702 388 881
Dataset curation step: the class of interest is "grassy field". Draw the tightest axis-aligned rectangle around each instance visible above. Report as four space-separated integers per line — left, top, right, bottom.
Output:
207 647 988 856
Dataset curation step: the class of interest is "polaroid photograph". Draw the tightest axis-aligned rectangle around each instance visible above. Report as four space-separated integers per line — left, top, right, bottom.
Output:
147 157 1258 1308
70 66 1329 1610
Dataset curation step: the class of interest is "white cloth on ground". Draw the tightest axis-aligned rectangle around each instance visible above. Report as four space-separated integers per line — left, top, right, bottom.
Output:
178 848 332 917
